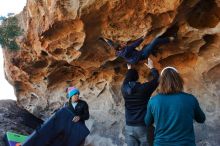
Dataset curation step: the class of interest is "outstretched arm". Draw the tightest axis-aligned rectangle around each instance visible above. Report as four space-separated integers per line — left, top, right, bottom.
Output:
127 36 144 49
122 64 132 85
145 58 159 82
141 58 159 95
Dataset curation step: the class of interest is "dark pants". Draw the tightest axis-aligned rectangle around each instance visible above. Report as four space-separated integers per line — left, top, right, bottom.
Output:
125 125 149 146
80 140 85 146
147 125 155 146
140 37 170 60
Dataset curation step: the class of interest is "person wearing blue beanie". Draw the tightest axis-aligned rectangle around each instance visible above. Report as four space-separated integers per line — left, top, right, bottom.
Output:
66 86 90 146
22 86 90 146
67 86 80 99
66 87 89 123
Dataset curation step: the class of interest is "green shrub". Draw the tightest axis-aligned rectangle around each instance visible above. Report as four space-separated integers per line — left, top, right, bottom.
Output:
0 17 22 51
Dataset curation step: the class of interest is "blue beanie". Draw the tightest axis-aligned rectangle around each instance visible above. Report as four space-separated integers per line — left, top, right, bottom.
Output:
67 87 80 99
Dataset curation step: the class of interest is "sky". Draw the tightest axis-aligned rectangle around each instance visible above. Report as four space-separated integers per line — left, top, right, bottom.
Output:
0 0 27 100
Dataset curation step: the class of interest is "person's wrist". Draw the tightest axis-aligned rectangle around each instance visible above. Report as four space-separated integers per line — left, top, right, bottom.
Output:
127 64 131 69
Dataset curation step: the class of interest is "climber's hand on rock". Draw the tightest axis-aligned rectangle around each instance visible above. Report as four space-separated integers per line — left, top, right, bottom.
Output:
127 64 132 70
73 116 80 122
144 58 154 69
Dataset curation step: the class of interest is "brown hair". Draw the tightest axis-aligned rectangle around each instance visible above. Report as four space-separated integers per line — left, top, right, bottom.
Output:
158 68 184 94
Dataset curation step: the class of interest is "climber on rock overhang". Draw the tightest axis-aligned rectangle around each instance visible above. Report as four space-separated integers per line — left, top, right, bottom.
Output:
99 32 175 64
22 87 90 146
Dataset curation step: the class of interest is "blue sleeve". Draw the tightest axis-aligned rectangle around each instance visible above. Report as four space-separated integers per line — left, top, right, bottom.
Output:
194 97 206 123
116 50 122 57
150 68 159 81
124 37 144 53
141 68 159 95
129 37 144 48
147 68 159 90
128 37 144 48
145 100 154 127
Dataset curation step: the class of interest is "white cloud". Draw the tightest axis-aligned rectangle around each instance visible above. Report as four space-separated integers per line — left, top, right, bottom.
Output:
0 0 27 16
0 48 16 100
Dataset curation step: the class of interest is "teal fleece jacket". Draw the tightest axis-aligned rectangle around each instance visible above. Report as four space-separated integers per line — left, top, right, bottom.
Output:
145 92 206 146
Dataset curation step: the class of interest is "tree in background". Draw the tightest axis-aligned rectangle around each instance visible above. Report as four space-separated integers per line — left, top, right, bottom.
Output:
0 16 22 51
0 16 6 21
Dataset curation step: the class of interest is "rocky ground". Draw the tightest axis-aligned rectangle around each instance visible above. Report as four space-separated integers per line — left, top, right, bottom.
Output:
0 100 43 146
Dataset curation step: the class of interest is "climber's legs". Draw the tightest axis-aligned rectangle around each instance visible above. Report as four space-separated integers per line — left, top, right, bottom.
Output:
140 37 170 59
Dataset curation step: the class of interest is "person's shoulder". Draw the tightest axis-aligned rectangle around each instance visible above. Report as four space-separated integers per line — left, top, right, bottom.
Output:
63 102 69 107
180 92 196 98
79 99 88 105
179 92 198 102
149 94 161 103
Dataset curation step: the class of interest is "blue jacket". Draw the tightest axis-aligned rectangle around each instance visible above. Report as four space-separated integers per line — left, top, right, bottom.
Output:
122 68 159 126
145 92 206 146
22 103 90 146
116 37 144 64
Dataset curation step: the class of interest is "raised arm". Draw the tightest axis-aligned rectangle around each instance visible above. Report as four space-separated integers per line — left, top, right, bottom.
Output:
123 64 133 84
126 36 144 50
141 58 159 94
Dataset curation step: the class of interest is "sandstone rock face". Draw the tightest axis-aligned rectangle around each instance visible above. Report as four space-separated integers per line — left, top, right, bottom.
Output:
2 0 220 145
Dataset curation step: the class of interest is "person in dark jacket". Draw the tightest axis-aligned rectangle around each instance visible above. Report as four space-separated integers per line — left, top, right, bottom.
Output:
122 58 159 146
66 87 89 124
145 67 206 146
99 34 174 64
22 87 90 146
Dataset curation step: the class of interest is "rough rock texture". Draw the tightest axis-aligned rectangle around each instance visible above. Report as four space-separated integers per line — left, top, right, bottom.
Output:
0 100 36 146
2 0 220 145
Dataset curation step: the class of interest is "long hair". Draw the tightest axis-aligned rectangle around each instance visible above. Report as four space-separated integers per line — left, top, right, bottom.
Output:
158 67 184 94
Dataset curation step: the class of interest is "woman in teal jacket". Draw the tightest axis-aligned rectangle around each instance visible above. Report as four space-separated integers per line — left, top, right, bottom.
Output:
145 67 206 146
